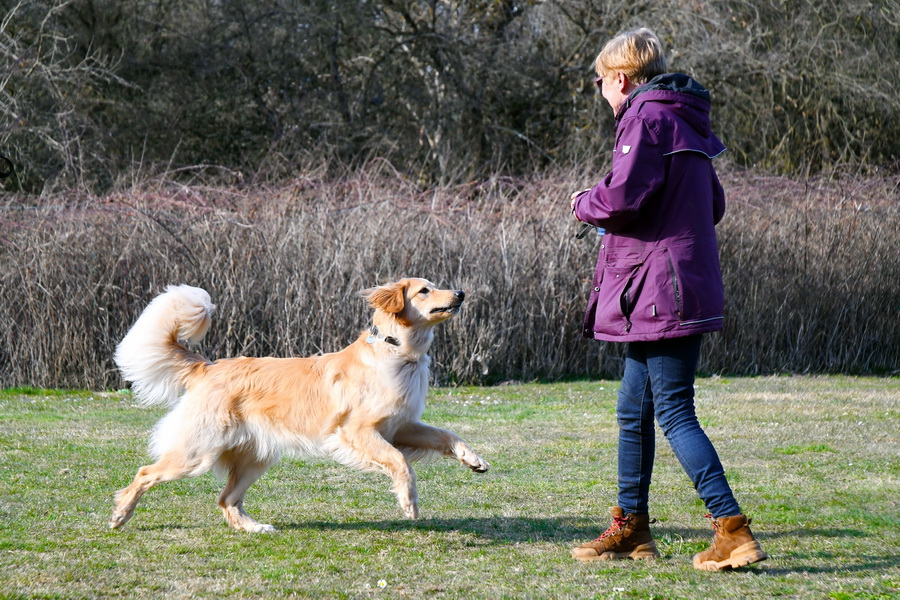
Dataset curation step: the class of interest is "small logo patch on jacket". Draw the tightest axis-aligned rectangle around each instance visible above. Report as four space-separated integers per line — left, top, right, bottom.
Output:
621 145 632 154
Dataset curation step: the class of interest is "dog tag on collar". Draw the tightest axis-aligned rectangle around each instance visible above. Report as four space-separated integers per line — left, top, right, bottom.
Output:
366 334 376 344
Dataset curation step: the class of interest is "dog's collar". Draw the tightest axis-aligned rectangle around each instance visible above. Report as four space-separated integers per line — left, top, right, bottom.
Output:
366 326 400 347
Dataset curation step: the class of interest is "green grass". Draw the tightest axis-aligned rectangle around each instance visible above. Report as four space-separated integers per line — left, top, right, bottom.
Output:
1 376 898 599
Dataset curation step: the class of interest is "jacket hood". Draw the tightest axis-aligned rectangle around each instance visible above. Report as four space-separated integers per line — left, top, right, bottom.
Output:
632 73 711 103
617 73 712 128
617 73 723 156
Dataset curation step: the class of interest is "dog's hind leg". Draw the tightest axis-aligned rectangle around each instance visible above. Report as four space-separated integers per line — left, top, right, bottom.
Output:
216 449 276 533
393 422 490 473
109 450 218 530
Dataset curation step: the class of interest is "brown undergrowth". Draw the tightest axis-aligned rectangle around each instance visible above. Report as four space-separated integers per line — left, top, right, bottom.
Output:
1 167 897 388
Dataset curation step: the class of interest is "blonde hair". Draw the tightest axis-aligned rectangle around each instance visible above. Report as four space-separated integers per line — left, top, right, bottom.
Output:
594 28 667 85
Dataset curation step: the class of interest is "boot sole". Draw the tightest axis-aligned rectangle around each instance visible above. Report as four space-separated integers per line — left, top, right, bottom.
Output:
572 542 660 562
692 541 768 571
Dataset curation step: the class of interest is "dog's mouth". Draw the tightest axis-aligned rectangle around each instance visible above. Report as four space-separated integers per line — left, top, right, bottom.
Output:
430 303 463 315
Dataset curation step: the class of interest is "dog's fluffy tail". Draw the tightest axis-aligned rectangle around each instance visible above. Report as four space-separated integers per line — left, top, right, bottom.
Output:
114 285 214 407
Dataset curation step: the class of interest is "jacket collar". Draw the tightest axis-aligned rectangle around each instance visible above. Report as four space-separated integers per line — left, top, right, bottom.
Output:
616 73 711 121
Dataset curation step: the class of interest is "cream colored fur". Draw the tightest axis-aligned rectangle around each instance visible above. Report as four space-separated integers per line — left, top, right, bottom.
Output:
110 279 489 532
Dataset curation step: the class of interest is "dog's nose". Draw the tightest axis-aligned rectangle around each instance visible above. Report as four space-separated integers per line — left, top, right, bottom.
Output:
454 290 465 301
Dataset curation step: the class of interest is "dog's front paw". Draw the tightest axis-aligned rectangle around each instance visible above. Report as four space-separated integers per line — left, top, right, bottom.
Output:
456 444 491 473
454 443 490 473
467 456 490 473
109 510 131 530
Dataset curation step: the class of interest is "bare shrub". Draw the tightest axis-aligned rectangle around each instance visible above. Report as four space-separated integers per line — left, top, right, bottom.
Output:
1 168 897 389
2 1 897 192
711 169 900 374
0 0 133 192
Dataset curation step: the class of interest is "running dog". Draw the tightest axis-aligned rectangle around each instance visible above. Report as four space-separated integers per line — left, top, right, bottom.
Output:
110 278 489 532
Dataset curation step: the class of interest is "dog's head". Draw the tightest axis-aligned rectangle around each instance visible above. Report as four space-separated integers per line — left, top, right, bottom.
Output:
365 278 465 328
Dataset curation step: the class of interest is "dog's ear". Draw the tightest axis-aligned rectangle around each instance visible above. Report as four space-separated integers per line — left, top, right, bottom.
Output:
364 281 407 314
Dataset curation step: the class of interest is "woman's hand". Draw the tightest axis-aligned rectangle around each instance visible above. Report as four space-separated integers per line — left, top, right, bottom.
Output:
570 188 592 220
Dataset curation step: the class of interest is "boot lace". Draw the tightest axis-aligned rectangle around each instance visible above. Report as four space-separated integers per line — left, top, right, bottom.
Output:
593 515 630 542
704 513 720 551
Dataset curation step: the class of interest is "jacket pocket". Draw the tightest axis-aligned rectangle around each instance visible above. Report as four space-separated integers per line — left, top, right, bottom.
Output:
662 243 725 326
596 260 645 334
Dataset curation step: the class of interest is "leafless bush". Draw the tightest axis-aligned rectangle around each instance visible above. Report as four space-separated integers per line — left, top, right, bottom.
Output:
0 0 133 192
711 168 900 373
1 167 897 389
2 0 897 192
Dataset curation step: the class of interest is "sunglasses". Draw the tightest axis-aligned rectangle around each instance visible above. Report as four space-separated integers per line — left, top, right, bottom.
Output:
594 76 603 90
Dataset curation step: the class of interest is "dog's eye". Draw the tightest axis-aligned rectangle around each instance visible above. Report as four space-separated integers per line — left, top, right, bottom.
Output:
418 287 430 295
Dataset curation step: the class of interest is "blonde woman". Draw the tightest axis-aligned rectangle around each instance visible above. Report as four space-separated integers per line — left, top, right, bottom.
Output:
570 28 767 571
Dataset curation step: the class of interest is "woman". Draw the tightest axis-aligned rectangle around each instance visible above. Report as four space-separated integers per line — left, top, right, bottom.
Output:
569 28 767 571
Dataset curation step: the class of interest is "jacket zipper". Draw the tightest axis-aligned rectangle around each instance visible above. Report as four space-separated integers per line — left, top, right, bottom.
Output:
620 278 633 333
667 255 682 318
679 316 724 326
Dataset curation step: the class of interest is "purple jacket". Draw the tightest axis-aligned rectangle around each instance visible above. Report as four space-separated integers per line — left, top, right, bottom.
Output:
573 73 727 342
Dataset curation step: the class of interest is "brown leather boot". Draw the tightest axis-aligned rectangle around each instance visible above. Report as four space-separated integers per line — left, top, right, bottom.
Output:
571 506 660 561
692 514 768 571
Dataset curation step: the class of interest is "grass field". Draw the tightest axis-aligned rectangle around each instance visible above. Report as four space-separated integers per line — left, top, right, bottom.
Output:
1 376 898 599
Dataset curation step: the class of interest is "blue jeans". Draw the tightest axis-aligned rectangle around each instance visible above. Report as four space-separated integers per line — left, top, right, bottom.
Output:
616 335 741 518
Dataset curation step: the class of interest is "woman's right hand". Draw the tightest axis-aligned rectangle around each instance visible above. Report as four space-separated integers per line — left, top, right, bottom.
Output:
570 188 592 219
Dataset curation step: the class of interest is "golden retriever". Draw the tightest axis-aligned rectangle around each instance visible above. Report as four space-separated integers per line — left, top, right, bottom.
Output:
110 278 489 532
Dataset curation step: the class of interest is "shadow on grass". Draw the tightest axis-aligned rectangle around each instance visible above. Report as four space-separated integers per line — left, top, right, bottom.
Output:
761 556 900 575
283 517 717 545
283 516 610 543
279 519 900 574
753 527 900 575
122 514 900 576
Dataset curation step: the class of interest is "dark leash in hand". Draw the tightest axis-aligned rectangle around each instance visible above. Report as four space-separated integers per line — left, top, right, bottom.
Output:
575 222 594 239
0 154 13 179
572 189 604 240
